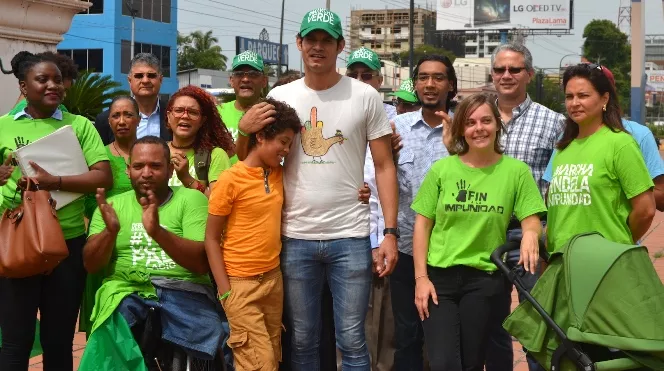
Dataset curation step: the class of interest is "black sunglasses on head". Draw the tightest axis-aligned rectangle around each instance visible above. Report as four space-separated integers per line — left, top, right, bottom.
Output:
580 63 603 71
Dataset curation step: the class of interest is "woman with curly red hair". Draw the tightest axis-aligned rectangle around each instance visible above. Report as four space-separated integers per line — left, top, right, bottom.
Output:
166 85 235 196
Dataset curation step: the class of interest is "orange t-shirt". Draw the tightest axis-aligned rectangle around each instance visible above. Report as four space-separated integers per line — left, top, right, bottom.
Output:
208 161 283 277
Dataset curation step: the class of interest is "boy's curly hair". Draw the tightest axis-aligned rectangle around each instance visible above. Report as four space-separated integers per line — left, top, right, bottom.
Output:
248 98 302 151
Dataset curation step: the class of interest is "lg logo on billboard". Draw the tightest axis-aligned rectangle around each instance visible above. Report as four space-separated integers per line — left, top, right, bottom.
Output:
441 0 468 8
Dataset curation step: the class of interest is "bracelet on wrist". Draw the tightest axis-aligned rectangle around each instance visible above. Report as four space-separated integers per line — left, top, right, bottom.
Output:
185 178 196 188
218 290 231 301
415 274 428 280
238 128 249 137
56 176 62 191
195 181 206 194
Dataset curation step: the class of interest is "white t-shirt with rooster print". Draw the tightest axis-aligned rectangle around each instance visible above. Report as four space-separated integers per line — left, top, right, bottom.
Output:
268 76 392 240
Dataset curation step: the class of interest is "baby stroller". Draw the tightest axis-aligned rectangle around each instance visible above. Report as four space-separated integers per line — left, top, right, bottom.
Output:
491 232 664 370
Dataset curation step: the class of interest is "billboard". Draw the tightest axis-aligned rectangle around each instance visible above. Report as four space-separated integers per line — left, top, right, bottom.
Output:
436 0 572 30
235 37 288 66
646 71 664 92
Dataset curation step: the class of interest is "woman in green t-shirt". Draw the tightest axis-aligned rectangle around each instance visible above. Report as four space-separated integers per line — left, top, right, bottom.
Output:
545 64 655 253
83 95 138 219
411 93 546 371
0 51 111 370
166 85 235 197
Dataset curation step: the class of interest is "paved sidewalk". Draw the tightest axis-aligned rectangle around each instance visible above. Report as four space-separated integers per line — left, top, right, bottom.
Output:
26 208 664 370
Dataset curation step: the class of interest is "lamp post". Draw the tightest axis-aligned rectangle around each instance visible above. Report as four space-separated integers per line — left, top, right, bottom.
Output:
558 53 582 103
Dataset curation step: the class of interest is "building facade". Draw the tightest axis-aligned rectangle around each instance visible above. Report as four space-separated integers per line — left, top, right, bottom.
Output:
646 34 664 69
348 7 435 62
56 0 178 98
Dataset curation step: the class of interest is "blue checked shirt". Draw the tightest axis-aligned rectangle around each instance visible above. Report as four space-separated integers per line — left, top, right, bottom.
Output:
393 109 449 255
365 103 398 248
499 95 565 199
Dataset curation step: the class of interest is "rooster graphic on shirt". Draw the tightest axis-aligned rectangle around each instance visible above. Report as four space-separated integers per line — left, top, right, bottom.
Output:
301 107 346 164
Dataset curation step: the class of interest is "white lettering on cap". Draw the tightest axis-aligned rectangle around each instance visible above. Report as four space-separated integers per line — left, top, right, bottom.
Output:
307 8 336 26
237 51 258 63
352 48 374 61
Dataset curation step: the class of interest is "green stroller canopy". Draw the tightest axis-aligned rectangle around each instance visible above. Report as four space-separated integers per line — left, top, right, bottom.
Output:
504 233 664 370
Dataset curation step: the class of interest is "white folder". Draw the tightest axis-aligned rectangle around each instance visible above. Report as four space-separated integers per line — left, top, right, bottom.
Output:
13 125 88 210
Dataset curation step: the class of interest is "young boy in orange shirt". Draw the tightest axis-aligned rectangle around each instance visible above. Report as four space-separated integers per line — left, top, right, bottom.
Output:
204 98 301 370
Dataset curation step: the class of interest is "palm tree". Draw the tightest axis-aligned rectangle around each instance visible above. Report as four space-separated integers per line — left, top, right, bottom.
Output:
178 30 228 72
63 70 129 121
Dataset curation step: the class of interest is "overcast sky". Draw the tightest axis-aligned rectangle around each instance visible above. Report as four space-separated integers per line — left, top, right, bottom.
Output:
177 0 664 71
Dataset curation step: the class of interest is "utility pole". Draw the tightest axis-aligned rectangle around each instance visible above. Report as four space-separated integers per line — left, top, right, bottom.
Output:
126 0 137 61
408 0 414 77
277 0 285 78
326 0 330 10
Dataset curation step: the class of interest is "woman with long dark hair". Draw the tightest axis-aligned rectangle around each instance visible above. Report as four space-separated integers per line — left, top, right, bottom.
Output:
545 63 655 253
166 85 235 196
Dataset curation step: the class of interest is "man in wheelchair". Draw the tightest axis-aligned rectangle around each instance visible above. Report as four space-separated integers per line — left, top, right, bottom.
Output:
80 136 223 369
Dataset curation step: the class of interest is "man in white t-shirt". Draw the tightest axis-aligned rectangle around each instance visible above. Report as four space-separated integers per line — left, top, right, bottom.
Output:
235 8 399 371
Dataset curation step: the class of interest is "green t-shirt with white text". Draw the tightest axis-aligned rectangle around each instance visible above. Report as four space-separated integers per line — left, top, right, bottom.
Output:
87 186 211 285
546 126 653 253
217 101 242 164
168 147 230 187
0 112 108 239
411 155 546 272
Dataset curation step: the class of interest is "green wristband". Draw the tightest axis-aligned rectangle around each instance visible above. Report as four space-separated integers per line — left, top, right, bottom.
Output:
218 290 231 301
238 128 249 137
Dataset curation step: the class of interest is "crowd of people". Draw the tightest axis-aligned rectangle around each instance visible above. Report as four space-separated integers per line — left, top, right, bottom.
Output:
0 6 662 371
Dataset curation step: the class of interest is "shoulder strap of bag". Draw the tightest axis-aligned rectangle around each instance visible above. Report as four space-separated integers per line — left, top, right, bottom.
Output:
194 149 212 182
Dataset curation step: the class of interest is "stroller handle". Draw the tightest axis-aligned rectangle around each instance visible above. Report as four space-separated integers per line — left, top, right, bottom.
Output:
490 240 549 278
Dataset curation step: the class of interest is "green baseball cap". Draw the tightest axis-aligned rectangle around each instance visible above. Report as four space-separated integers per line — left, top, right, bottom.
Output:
388 79 418 103
300 8 343 39
346 48 381 71
232 50 264 71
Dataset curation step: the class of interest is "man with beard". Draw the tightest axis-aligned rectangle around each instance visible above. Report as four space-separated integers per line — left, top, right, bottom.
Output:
217 50 269 164
95 54 172 145
81 136 223 367
391 54 457 371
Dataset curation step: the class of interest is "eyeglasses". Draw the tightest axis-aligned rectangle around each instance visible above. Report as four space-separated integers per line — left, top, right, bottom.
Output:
416 73 447 82
132 72 159 79
231 71 264 79
492 66 527 75
347 72 378 81
169 107 201 119
582 63 603 71
392 98 418 108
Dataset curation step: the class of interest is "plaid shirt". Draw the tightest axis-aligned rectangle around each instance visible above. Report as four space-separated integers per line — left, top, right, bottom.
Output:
500 95 565 198
393 109 449 255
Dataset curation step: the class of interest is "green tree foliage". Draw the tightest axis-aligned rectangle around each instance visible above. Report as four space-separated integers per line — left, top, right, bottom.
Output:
63 70 129 121
527 70 565 113
581 20 631 113
177 30 228 71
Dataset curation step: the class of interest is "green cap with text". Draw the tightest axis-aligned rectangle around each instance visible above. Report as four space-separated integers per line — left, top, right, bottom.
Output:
346 47 381 71
232 50 264 71
300 8 343 40
388 79 418 103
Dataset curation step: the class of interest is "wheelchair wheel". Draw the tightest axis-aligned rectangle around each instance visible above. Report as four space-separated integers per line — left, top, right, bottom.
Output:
186 352 226 371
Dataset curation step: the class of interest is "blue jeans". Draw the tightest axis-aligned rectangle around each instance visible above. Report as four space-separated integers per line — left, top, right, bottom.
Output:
118 287 223 360
281 237 373 371
485 227 545 371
